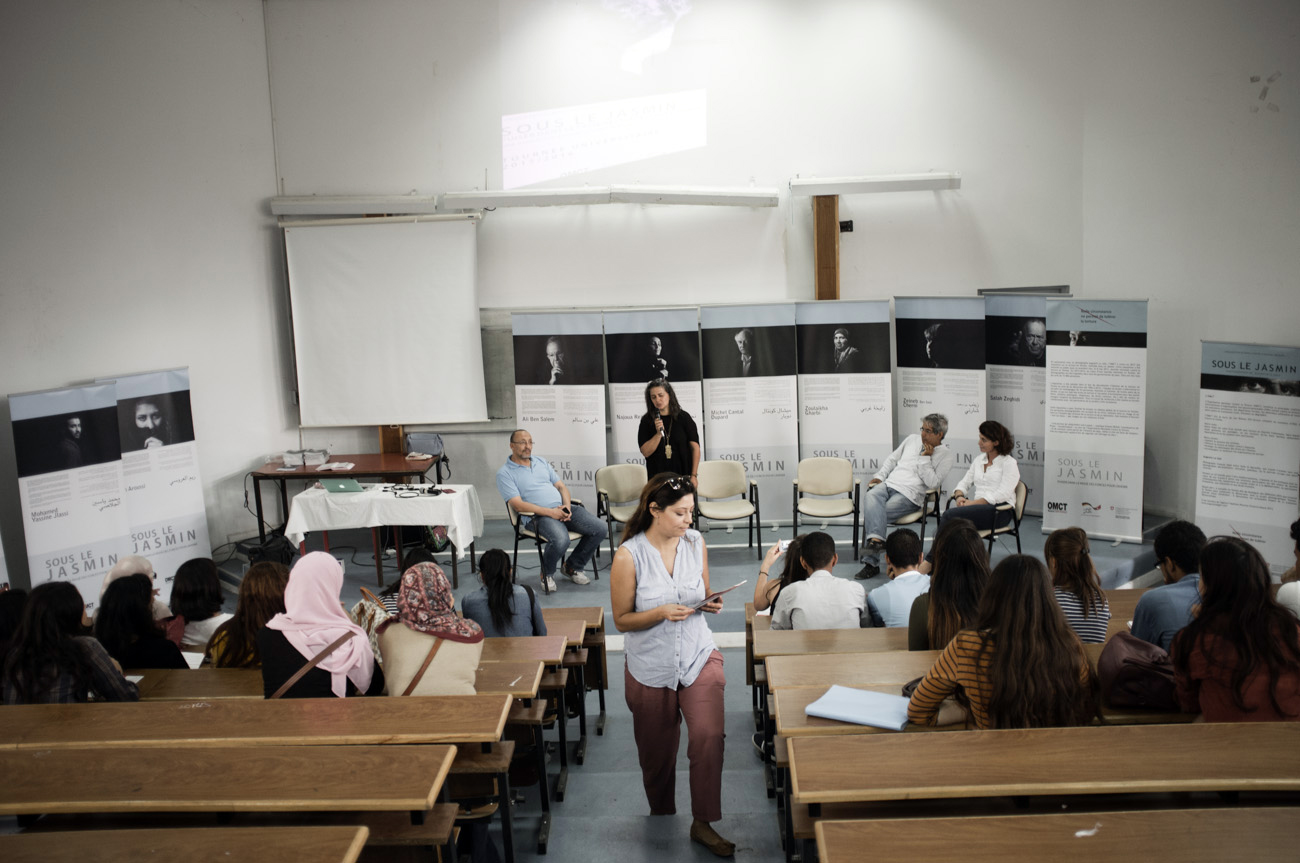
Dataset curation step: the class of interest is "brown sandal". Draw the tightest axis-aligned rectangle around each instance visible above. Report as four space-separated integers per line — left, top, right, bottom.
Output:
690 819 735 858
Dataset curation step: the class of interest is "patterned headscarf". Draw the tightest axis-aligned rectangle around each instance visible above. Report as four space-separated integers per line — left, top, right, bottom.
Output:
398 562 484 644
265 552 375 697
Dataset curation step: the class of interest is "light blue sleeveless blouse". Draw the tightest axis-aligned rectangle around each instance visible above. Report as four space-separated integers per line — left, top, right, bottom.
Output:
623 529 717 688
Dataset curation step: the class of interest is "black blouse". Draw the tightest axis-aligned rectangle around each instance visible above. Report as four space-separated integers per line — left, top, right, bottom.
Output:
257 627 385 698
637 410 700 478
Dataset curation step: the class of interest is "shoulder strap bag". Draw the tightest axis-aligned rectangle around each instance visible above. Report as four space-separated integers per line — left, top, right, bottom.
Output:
270 631 355 699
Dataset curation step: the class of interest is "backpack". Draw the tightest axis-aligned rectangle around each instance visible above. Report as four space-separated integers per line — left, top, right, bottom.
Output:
1097 630 1180 710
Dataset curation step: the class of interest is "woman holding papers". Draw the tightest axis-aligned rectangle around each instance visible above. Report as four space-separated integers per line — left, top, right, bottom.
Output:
907 555 1096 729
611 473 733 858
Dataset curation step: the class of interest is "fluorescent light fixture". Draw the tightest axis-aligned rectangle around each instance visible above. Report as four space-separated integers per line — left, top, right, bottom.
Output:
610 185 780 206
270 195 440 216
440 187 613 209
788 172 962 196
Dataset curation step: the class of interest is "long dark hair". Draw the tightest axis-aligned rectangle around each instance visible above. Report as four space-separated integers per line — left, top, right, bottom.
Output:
971 555 1097 728
643 378 681 420
978 420 1015 456
2 581 92 703
1171 537 1300 717
208 562 289 668
170 557 224 622
927 520 989 649
621 473 695 542
94 574 160 663
0 589 30 672
765 534 810 608
478 549 518 633
1045 527 1104 618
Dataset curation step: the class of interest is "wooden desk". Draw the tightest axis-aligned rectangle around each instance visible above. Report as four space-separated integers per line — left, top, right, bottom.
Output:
542 605 610 735
132 667 263 701
1 826 370 863
1 744 453 815
479 635 567 665
544 618 587 649
0 694 510 750
752 626 909 661
251 453 434 544
541 606 603 631
815 809 1298 863
475 660 544 698
788 723 1300 807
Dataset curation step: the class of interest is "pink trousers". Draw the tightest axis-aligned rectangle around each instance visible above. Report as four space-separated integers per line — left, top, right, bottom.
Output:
623 650 726 822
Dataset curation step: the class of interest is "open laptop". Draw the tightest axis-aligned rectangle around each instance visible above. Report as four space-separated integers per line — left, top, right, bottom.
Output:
320 478 365 493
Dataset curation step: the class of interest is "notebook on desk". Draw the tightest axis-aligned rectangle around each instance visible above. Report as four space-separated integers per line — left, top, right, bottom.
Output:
321 478 365 493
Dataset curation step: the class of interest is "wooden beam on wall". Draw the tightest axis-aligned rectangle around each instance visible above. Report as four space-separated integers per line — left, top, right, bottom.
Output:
812 195 840 300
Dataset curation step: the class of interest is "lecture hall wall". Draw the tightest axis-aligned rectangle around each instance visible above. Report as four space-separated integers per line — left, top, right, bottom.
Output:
1 0 1296 585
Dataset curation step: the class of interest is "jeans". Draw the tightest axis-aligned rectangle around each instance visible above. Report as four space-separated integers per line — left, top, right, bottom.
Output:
526 503 606 576
861 483 922 561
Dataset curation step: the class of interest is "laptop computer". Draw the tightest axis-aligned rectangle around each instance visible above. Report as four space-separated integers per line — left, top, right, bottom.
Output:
321 478 365 493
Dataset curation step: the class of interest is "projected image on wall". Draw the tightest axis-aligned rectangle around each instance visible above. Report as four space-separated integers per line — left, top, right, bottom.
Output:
499 0 703 189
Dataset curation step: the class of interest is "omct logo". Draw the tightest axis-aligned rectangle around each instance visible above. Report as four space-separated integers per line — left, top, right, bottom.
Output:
1046 501 1068 513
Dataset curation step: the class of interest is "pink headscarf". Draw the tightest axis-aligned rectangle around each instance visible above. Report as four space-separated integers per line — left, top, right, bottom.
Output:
399 562 484 644
265 552 375 697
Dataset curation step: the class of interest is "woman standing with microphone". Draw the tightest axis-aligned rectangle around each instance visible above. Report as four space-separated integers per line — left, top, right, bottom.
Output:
611 473 732 857
638 379 701 485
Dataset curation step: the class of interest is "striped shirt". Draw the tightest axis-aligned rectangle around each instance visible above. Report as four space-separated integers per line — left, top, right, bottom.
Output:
1054 588 1111 644
906 629 1092 729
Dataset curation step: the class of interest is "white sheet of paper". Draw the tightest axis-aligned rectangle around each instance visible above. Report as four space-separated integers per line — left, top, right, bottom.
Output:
804 684 910 731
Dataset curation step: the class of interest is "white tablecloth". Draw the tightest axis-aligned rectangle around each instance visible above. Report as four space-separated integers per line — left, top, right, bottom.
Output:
284 484 484 559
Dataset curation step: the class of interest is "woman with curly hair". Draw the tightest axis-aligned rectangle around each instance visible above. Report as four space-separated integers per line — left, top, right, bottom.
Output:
939 419 1020 535
1172 537 1300 721
207 561 290 668
908 554 1097 729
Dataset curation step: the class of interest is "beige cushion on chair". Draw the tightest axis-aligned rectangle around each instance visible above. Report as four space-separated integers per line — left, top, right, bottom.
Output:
698 498 756 520
796 457 853 496
596 464 647 508
697 460 747 499
796 497 855 519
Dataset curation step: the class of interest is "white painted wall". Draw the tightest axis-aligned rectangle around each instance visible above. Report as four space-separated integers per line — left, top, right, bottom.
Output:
0 0 293 584
2 0 1296 582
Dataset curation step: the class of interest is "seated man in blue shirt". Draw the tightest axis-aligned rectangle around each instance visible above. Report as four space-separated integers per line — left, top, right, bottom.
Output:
866 529 931 627
495 429 602 592
1131 519 1207 651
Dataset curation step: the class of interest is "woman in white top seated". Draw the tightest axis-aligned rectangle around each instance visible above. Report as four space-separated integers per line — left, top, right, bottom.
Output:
939 420 1021 536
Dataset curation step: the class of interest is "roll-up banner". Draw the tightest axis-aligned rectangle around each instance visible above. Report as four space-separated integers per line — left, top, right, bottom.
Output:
1043 300 1148 542
99 368 211 602
604 308 703 469
700 304 798 527
1196 341 1300 574
512 312 607 503
893 297 987 493
9 383 131 610
795 301 893 491
984 295 1047 514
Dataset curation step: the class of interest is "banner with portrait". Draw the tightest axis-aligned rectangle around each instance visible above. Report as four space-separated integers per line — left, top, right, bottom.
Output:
512 312 607 503
99 368 210 602
9 383 131 610
984 295 1048 514
700 304 798 526
795 301 892 490
1196 341 1300 574
1043 299 1148 542
604 308 702 473
893 297 987 493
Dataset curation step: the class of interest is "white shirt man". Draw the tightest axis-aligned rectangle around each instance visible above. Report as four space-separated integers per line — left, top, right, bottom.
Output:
770 532 867 630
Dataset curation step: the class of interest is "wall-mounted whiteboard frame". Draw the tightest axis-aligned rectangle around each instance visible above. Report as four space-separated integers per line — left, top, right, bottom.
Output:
284 216 488 427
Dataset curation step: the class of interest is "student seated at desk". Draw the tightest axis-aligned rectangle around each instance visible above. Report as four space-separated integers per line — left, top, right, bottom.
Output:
95 573 187 669
171 557 233 650
208 561 289 668
867 530 930 628
462 548 546 638
381 559 483 696
1172 537 1300 722
258 552 384 699
2 581 139 704
752 535 808 615
770 532 866 630
909 520 988 650
1046 527 1110 644
907 555 1097 729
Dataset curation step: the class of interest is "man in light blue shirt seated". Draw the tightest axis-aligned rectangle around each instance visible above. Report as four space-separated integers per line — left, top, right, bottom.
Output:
866 529 931 627
495 429 603 592
1131 519 1207 651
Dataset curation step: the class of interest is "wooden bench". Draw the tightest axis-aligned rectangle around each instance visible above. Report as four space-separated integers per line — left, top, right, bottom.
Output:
0 825 371 863
814 808 1297 863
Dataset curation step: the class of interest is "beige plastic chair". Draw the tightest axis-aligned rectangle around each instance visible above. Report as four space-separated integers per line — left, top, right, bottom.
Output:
694 460 761 551
888 486 942 545
792 457 860 550
507 498 598 594
976 481 1030 554
595 463 648 557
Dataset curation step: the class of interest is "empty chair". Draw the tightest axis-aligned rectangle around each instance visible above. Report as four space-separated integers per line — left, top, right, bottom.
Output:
694 460 761 552
595 463 648 558
792 457 860 551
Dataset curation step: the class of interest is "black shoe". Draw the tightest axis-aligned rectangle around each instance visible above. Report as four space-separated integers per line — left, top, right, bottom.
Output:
865 537 886 553
854 562 880 580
